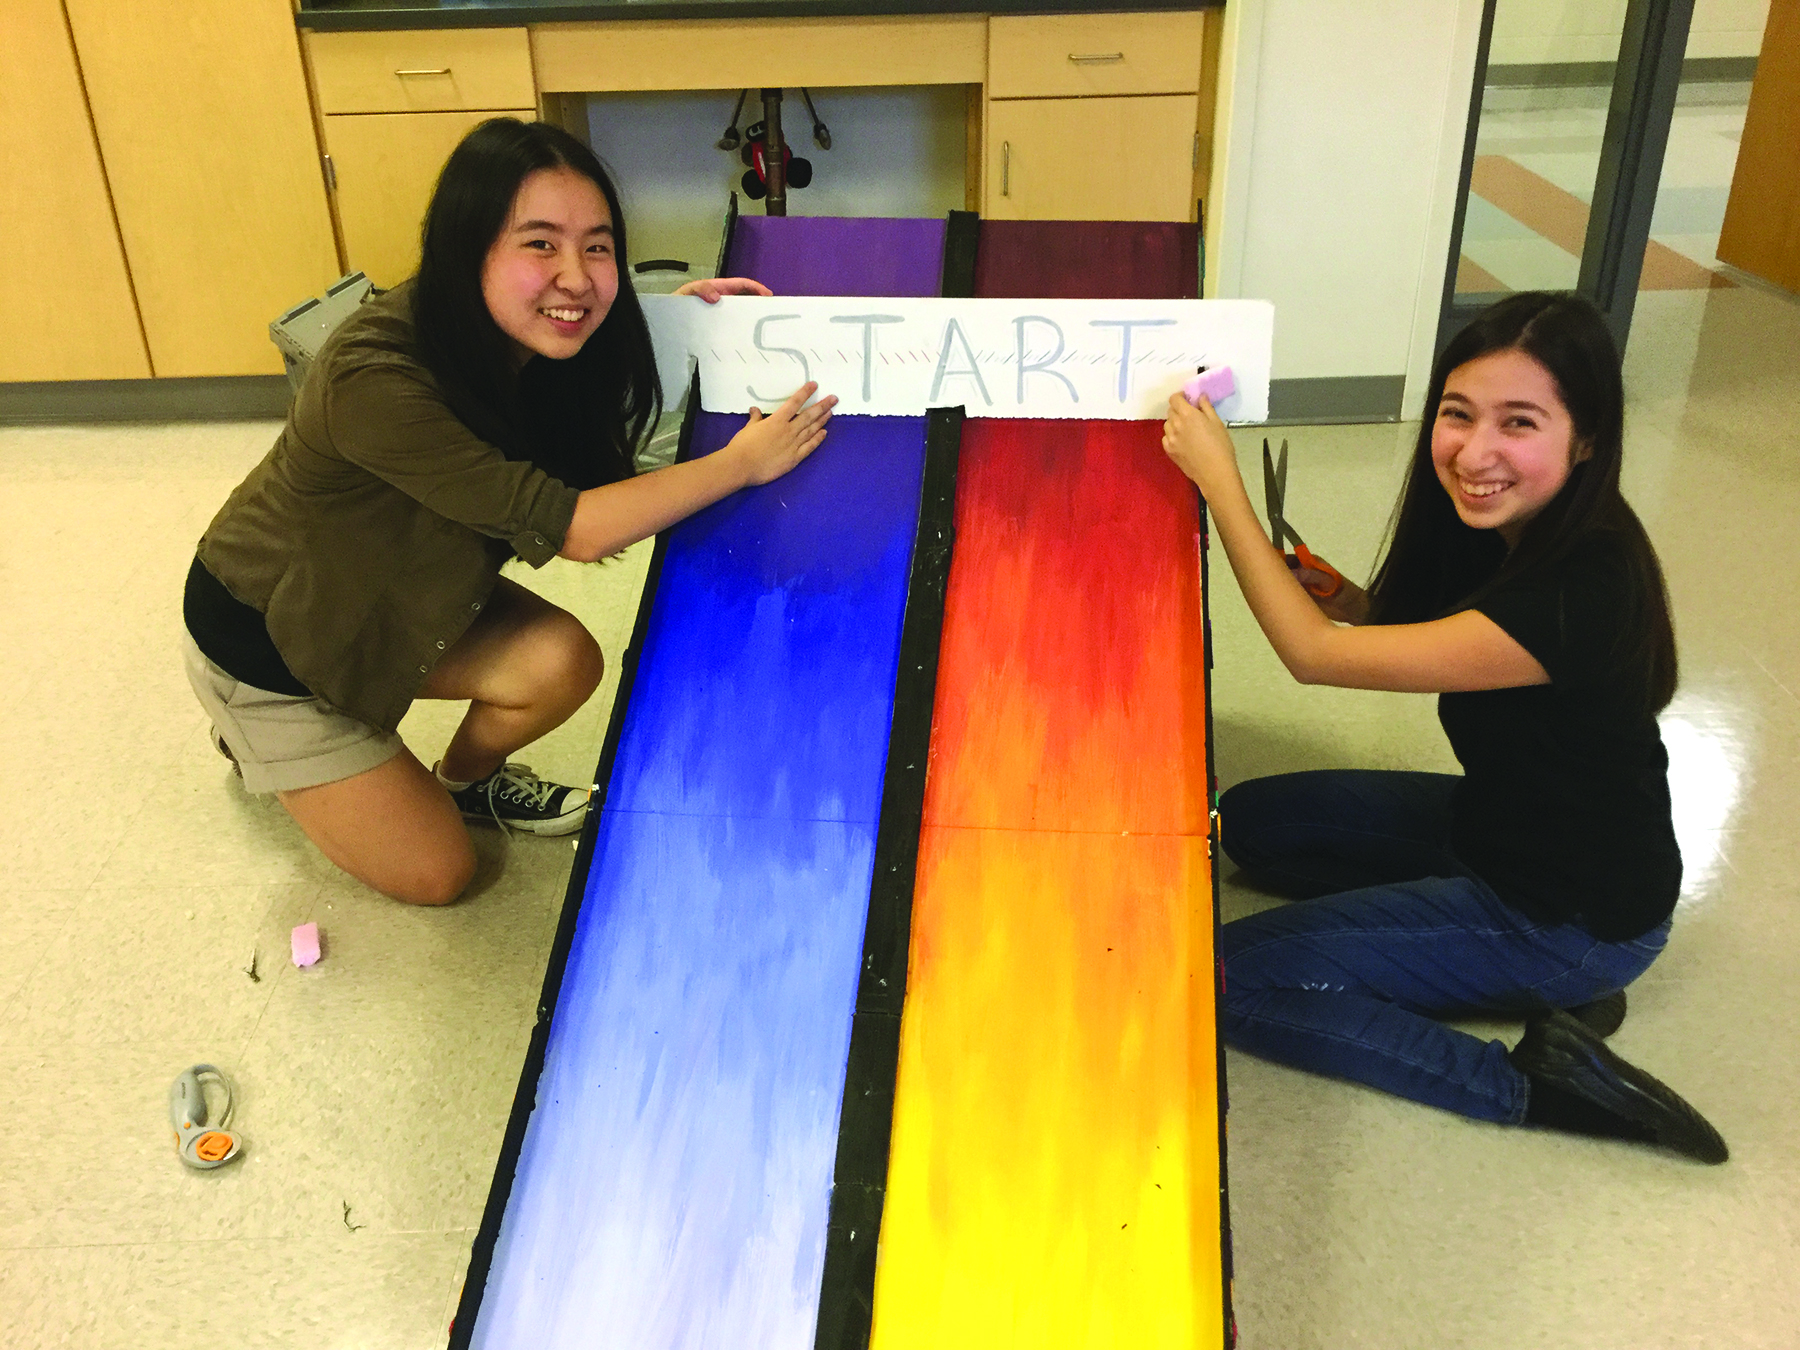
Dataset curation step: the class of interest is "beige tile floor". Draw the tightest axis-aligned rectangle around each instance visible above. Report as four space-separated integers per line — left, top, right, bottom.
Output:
1 280 1796 1348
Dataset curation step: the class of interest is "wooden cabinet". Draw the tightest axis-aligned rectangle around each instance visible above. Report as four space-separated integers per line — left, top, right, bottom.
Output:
529 16 987 93
308 28 537 113
63 0 341 377
7 6 1223 390
987 11 1206 99
982 11 1214 223
985 94 1202 222
1718 0 1800 292
323 111 534 288
0 0 151 382
308 29 536 289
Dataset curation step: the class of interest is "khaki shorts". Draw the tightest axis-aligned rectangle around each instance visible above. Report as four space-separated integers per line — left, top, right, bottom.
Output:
182 631 405 795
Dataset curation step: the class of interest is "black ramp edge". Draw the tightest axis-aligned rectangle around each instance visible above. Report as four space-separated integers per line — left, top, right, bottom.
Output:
716 191 741 279
813 404 964 1350
940 210 980 299
1198 495 1237 1349
447 374 702 1348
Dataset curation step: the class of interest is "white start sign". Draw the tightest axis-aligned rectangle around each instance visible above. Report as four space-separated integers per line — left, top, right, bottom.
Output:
640 294 1274 423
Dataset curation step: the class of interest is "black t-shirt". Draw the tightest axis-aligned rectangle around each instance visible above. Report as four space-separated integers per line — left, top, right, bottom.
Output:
1437 538 1680 940
183 555 312 696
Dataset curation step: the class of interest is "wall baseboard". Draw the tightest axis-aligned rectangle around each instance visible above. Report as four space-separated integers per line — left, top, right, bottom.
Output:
1264 375 1405 426
0 376 292 426
5 373 1417 429
1487 55 1756 89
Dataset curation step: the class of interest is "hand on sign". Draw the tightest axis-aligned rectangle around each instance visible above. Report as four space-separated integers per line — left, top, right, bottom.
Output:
729 382 838 486
675 276 773 303
1161 392 1243 501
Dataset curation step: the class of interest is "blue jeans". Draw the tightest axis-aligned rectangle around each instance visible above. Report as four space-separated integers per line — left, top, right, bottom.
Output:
1219 771 1671 1124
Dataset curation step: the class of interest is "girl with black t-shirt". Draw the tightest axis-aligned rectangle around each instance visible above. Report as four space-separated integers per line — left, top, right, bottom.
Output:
184 119 836 907
1161 291 1726 1163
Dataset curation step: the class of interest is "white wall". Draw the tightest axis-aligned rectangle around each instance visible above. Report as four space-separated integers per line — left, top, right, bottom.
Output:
1488 0 1769 66
586 88 967 279
1208 0 1487 410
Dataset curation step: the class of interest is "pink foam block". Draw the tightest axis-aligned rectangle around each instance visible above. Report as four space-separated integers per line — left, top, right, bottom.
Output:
1182 365 1236 407
291 922 321 968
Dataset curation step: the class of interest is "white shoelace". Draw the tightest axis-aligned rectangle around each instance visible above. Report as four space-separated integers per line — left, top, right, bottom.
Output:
479 763 566 835
487 763 560 810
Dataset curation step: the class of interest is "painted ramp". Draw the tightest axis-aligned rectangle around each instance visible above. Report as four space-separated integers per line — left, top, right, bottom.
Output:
456 214 1229 1350
459 217 947 1349
868 223 1231 1350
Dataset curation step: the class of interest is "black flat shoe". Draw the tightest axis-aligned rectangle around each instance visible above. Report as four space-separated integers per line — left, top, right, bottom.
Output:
1511 1010 1728 1164
1565 989 1627 1038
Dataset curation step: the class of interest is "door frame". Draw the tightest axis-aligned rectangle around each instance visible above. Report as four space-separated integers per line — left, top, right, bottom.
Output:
1433 0 1698 359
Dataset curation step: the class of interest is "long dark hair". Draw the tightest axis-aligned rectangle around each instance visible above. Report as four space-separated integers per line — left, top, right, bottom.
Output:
411 117 659 489
1366 291 1677 713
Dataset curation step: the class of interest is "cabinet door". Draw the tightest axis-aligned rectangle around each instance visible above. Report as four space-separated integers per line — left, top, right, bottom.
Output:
986 96 1200 222
324 110 533 288
64 0 341 377
1717 1 1800 292
0 0 150 381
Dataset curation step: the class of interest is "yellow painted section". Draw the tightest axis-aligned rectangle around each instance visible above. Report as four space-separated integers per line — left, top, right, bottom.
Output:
872 829 1220 1348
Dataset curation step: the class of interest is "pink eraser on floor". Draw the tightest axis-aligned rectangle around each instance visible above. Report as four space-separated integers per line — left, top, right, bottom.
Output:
1182 365 1236 406
291 922 321 968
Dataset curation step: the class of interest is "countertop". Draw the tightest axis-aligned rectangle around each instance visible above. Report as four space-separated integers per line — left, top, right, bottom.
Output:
298 0 1220 31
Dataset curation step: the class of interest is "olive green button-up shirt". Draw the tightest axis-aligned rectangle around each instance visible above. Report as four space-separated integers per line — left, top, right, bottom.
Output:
197 282 581 732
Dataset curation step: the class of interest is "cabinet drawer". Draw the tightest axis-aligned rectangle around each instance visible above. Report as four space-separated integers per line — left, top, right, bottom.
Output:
986 94 1200 222
988 12 1204 99
307 28 535 114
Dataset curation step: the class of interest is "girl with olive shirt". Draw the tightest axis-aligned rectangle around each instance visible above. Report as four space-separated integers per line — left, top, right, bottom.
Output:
184 119 836 906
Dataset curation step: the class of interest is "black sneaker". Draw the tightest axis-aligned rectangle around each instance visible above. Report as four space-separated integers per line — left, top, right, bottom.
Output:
449 763 589 837
1511 1010 1728 1164
1566 989 1627 1038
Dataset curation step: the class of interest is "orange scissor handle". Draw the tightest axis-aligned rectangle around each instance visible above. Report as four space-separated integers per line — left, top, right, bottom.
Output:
1291 543 1345 599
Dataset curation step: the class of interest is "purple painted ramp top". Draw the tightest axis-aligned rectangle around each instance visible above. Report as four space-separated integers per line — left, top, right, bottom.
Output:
726 216 947 297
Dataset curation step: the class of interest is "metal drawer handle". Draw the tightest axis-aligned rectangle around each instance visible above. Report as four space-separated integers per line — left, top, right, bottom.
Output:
1002 140 1011 197
1068 52 1126 64
395 67 451 76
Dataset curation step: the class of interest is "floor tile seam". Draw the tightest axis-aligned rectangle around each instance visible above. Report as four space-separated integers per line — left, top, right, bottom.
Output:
234 956 299 1062
77 767 166 886
1745 652 1800 711
0 1238 303 1252
0 1231 467 1253
0 905 85 1012
193 880 321 1053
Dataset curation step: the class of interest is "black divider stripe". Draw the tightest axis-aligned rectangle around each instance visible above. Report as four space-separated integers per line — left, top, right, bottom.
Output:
810 209 978 1350
1198 497 1238 1350
448 376 703 1348
941 209 981 300
812 404 963 1350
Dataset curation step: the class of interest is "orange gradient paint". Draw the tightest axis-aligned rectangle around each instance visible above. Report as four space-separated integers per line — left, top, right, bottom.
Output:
870 419 1224 1348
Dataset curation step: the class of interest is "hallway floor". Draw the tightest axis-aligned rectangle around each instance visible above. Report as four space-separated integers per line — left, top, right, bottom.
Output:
1458 81 1751 295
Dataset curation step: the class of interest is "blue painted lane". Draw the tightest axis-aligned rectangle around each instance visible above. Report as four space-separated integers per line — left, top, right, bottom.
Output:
469 410 929 1349
606 412 930 825
475 812 877 1347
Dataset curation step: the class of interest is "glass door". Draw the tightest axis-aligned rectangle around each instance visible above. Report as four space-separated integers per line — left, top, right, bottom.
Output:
1437 0 1699 354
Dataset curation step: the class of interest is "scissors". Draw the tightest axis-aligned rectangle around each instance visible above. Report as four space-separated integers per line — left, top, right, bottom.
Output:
1262 438 1345 599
